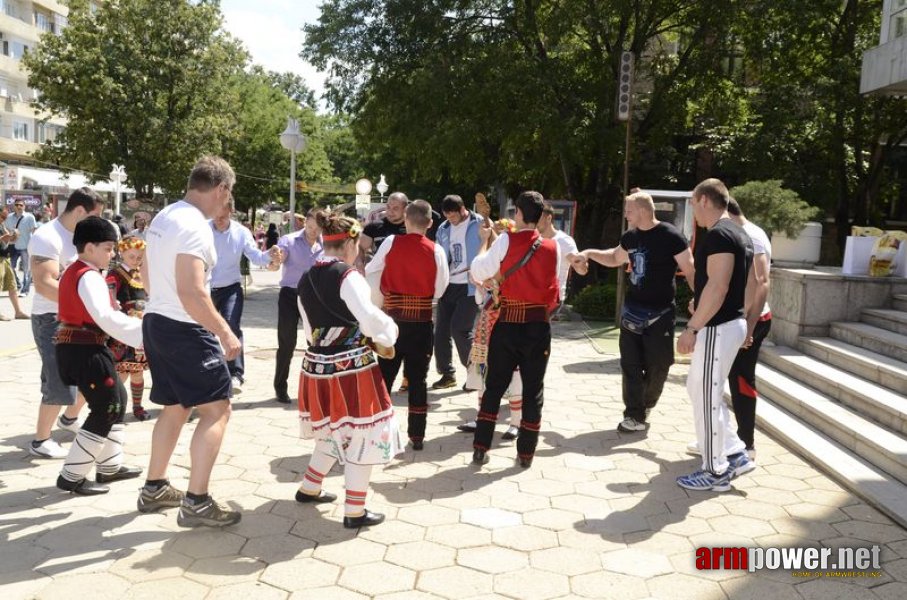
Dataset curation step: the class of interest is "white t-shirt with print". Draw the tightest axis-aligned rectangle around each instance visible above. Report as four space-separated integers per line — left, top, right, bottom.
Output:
743 220 772 316
27 218 77 316
552 230 578 301
447 219 470 284
144 201 217 324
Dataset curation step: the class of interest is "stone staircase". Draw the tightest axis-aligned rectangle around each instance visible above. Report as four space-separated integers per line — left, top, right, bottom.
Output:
750 294 907 528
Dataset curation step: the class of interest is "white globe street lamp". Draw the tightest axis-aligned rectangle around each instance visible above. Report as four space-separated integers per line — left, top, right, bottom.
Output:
109 164 127 217
279 117 307 232
376 174 388 201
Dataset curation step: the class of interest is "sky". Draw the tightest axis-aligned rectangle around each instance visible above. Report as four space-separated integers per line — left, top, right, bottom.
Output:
220 0 328 105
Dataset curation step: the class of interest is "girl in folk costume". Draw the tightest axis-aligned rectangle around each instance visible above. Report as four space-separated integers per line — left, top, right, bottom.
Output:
295 212 402 529
106 236 150 420
55 217 144 495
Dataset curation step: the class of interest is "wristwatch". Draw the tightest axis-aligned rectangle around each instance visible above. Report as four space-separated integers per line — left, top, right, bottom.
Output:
684 326 698 335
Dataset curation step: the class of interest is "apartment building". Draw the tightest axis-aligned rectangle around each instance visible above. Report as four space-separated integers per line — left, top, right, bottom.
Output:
0 0 70 163
861 0 907 94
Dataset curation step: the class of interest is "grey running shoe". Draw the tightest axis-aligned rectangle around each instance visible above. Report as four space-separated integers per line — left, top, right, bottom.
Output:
177 496 241 528
617 417 647 432
137 483 185 513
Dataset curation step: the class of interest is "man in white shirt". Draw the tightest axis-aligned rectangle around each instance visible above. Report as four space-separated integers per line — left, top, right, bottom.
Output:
137 156 243 528
538 201 583 307
209 200 281 391
27 188 104 459
5 198 38 294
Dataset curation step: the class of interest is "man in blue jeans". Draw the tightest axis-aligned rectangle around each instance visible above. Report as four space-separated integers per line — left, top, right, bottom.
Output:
4 198 37 294
209 200 281 391
433 195 484 389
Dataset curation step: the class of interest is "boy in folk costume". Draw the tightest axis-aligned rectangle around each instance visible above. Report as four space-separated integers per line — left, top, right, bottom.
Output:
106 236 150 421
296 212 402 528
55 217 144 495
470 191 560 468
365 200 449 450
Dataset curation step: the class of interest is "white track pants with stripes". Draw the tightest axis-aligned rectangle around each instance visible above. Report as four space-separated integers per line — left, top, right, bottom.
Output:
687 318 747 476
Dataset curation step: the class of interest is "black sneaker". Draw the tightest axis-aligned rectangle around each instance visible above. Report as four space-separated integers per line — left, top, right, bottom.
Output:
137 483 185 513
431 375 457 390
177 496 241 528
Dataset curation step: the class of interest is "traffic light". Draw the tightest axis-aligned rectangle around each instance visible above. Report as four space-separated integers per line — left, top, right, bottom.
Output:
616 51 634 122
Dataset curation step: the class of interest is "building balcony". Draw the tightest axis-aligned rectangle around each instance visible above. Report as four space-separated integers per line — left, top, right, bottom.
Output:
860 36 907 95
32 0 68 16
0 14 40 44
0 135 39 160
0 52 23 77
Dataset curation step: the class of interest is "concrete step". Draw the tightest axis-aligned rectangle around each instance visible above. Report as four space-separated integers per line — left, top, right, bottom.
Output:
755 362 907 485
862 307 907 336
830 321 907 364
751 390 907 530
761 345 907 435
800 337 907 395
893 294 907 312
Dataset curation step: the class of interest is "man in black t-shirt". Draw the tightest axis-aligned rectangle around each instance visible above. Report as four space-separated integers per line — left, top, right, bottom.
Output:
360 192 408 264
675 178 755 493
575 192 694 433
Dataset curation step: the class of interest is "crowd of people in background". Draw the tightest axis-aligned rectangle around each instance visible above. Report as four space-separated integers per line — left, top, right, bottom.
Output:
11 154 771 531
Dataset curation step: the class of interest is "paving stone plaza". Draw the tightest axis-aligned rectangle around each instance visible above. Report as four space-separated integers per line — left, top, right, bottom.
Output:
2 269 906 599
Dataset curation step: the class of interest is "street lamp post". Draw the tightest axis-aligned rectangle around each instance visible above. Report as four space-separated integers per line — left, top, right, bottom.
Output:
376 174 388 201
279 117 307 232
109 164 127 216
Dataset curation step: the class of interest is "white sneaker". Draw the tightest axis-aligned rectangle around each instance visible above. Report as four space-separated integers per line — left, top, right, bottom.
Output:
29 439 67 459
686 440 700 455
617 417 647 432
56 415 81 433
231 377 243 393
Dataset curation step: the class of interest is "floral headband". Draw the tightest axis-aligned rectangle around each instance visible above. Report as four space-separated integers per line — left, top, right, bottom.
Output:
322 221 362 242
118 237 147 252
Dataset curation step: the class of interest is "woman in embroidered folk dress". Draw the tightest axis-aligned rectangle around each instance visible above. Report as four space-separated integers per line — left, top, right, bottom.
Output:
295 212 401 529
106 236 150 421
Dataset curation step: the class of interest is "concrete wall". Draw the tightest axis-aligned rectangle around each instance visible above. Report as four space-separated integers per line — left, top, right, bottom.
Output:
769 267 907 347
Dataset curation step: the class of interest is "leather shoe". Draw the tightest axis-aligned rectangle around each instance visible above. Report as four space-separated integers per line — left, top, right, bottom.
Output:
518 456 533 469
411 440 424 451
57 475 109 495
295 489 337 504
501 426 519 441
343 509 385 529
457 421 477 433
472 449 489 465
275 394 292 404
96 465 143 483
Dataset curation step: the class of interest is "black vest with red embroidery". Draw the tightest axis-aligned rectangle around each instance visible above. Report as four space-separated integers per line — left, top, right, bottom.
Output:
298 260 357 328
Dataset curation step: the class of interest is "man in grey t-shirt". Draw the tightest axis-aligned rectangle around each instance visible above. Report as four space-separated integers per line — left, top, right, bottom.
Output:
4 199 37 294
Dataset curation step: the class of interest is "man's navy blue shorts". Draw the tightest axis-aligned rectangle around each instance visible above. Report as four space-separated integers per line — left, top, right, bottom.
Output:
143 313 232 408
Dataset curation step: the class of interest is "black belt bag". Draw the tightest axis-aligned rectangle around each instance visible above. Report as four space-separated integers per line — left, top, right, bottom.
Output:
620 304 671 334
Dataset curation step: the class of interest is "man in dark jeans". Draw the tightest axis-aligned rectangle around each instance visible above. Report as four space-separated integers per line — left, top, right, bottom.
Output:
574 191 694 432
209 201 280 392
432 195 485 389
273 209 324 403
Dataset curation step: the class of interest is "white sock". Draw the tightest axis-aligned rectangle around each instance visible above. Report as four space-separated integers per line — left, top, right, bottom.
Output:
60 429 105 483
509 398 523 428
95 424 125 476
300 441 337 494
343 464 373 516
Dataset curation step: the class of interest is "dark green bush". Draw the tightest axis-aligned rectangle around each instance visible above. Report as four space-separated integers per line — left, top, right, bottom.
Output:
573 282 618 320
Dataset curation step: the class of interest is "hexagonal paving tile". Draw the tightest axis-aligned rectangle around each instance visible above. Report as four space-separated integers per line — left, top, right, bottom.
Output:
291 588 368 600
522 507 584 531
460 507 522 529
707 515 777 539
313 536 387 566
397 504 460 527
493 525 559 551
205 581 288 600
646 572 727 600
169 530 247 559
183 556 266 587
108 549 193 582
417 565 494 599
338 562 417 595
425 523 492 548
529 546 602 576
384 541 456 571
31 572 132 600
457 545 528 573
600 548 674 579
240 533 315 563
358 519 427 545
570 571 649 599
260 557 341 591
720 575 806 600
122 577 210 600
493 567 569 600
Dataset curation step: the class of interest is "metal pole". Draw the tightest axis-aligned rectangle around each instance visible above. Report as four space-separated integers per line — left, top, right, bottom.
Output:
614 111 633 326
289 149 297 233
114 182 120 217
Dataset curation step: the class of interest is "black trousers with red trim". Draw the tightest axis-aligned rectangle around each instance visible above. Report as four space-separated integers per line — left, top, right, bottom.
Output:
378 321 433 442
473 321 550 459
728 318 772 449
